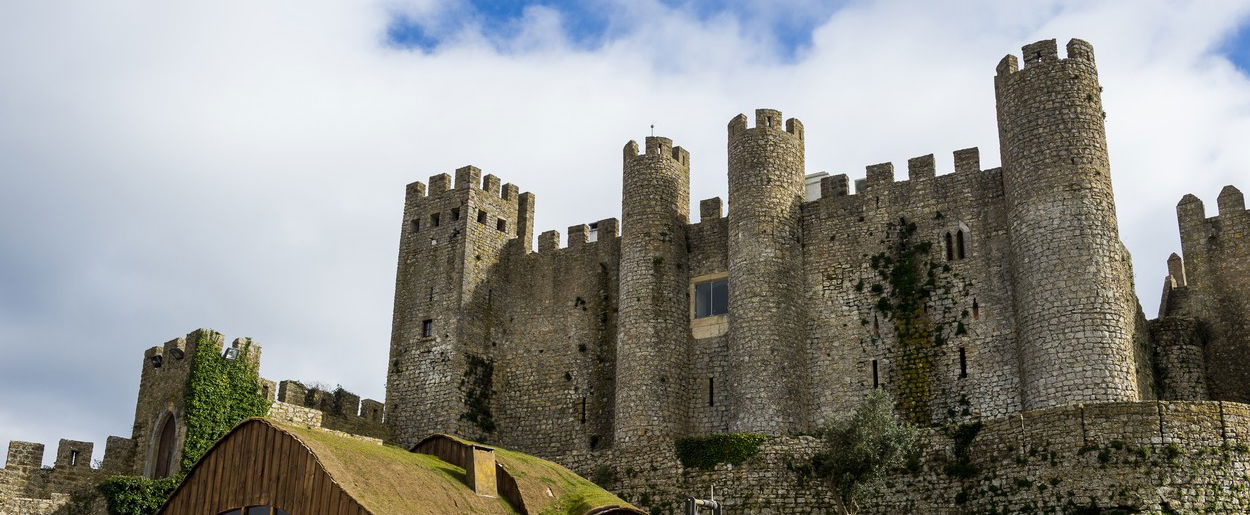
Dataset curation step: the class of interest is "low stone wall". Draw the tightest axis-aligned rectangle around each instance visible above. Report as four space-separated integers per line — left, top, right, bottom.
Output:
559 401 1250 514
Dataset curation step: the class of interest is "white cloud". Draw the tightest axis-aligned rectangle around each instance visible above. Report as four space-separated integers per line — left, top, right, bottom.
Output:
1 0 1248 464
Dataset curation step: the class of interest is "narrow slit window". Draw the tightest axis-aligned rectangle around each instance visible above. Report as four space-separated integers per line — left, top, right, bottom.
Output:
872 360 880 389
972 299 980 320
708 377 715 407
959 347 968 378
69 450 79 467
694 278 728 318
497 218 507 232
580 397 587 424
956 230 967 259
430 212 441 227
451 207 461 221
477 210 488 224
945 232 954 261
421 319 433 338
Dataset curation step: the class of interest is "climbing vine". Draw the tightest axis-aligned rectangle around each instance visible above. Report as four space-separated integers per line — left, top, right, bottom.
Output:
97 331 269 513
179 332 271 473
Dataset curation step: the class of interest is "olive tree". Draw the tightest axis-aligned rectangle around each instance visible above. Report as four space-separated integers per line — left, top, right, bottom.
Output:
812 389 919 514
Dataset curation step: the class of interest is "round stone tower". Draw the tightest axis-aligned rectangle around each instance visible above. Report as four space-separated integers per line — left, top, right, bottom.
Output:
726 109 809 434
995 39 1139 409
615 136 690 446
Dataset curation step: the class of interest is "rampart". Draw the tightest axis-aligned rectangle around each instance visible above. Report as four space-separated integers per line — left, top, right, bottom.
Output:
0 437 129 513
266 380 388 440
553 401 1250 514
1166 186 1250 403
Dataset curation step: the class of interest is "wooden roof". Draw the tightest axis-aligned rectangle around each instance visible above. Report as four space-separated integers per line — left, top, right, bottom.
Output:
160 418 642 515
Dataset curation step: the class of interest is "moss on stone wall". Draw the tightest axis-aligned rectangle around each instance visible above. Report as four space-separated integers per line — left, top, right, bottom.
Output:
460 353 497 433
674 433 767 469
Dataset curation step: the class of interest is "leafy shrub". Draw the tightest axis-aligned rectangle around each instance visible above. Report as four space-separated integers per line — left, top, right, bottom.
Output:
97 476 179 515
812 390 919 514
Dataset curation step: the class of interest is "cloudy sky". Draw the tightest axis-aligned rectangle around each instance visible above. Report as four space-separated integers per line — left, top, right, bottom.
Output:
2 0 1249 465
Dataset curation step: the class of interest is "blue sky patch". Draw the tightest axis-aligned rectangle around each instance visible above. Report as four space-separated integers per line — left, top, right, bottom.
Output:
1225 21 1250 72
385 0 845 61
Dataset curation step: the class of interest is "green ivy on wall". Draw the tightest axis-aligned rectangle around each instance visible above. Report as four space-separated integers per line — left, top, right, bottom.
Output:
674 433 767 469
179 332 271 473
98 330 270 514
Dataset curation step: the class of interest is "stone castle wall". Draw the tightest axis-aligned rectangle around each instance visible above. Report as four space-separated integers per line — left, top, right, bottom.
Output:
382 38 1240 461
0 439 115 513
1169 186 1250 403
491 222 621 456
799 149 1024 427
552 401 1250 514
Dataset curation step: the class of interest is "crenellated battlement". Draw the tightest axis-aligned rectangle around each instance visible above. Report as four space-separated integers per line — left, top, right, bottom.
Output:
623 137 690 167
808 147 989 207
1 435 134 503
530 218 620 255
267 380 388 440
405 167 529 204
996 38 1096 78
1177 185 1249 235
727 109 803 140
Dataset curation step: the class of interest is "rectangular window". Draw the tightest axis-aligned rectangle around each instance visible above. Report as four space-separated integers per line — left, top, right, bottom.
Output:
872 360 880 389
708 377 715 406
69 450 79 467
411 219 420 233
959 347 968 378
451 207 461 221
497 218 507 232
431 213 441 227
694 279 728 318
477 210 488 224
421 319 433 338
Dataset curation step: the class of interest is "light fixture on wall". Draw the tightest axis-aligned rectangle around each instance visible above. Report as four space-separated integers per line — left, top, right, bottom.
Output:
222 347 239 361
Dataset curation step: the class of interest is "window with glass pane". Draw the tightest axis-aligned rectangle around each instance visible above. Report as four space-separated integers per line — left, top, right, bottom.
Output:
694 279 728 318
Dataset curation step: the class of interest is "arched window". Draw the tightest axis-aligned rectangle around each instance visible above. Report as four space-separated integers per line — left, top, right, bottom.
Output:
956 230 967 260
154 415 177 479
944 232 954 261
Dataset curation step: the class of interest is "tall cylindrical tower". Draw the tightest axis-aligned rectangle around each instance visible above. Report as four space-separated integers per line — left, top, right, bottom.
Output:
615 136 690 446
726 109 808 433
996 39 1139 409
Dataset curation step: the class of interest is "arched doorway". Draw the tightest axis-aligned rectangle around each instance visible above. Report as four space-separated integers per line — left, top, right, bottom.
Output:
154 415 177 478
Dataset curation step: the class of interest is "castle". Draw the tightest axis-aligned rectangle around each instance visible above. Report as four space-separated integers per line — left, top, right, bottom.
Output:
4 37 1250 514
385 37 1246 450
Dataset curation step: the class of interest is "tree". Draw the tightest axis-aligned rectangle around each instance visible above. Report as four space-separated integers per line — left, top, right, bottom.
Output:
812 389 919 514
